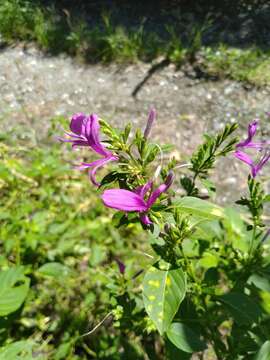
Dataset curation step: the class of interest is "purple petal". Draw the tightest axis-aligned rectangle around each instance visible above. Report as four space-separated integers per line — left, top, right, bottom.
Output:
234 150 253 166
248 120 258 139
144 108 156 139
147 171 174 208
135 180 153 198
236 120 258 148
77 156 117 186
252 150 270 177
89 156 118 186
88 114 110 156
140 213 152 225
70 113 87 135
102 189 148 212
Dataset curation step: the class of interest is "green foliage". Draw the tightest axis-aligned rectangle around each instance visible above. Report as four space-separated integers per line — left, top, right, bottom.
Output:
142 263 186 334
0 340 37 360
1 112 270 359
0 123 150 358
0 267 30 316
172 196 225 220
236 176 268 226
1 1 270 86
181 123 238 195
202 45 270 86
254 341 270 360
166 322 206 353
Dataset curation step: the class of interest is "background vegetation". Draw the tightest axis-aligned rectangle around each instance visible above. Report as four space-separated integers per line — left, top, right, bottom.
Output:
1 0 270 86
0 120 153 359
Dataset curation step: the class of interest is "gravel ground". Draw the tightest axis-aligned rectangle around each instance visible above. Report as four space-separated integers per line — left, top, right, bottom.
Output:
1 45 270 204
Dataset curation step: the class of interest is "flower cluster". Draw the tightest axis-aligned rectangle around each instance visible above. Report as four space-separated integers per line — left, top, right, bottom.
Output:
234 120 270 177
61 112 269 225
61 109 173 225
60 113 118 186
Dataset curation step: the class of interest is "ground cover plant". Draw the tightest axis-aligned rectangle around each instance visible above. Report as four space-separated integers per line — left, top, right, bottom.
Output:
1 108 269 359
1 0 270 87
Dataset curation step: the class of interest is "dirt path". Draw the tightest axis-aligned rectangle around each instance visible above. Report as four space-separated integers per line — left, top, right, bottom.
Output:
1 45 270 202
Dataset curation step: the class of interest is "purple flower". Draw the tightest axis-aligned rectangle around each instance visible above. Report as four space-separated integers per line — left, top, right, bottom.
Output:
144 108 156 139
101 172 174 225
61 113 118 186
234 120 270 177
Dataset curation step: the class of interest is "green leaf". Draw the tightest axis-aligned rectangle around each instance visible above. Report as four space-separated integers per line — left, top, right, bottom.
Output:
198 252 219 269
248 274 270 292
0 340 35 360
200 178 216 197
254 341 270 360
218 292 263 325
165 340 191 360
0 267 30 316
37 262 71 279
142 264 186 334
167 322 207 353
173 197 224 220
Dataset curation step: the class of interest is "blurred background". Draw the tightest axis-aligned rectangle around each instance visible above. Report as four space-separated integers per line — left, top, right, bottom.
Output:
0 1 270 359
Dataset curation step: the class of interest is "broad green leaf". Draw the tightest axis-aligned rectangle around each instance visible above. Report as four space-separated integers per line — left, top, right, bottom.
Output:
165 340 191 360
223 208 249 252
173 197 224 220
0 340 35 360
218 292 263 325
167 322 207 353
0 267 30 316
142 264 186 334
254 341 270 360
198 252 219 269
37 262 71 279
248 274 270 292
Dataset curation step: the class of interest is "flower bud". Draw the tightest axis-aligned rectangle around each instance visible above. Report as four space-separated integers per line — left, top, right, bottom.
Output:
143 108 156 139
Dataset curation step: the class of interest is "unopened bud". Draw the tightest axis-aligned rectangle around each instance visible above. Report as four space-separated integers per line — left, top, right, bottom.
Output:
143 108 156 139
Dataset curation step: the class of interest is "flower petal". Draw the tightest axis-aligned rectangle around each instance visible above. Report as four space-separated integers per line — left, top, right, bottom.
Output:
147 171 174 208
252 150 270 177
70 113 87 135
89 156 118 186
234 150 253 166
135 180 153 198
102 189 148 212
236 120 258 148
88 114 110 156
248 120 258 140
140 213 152 225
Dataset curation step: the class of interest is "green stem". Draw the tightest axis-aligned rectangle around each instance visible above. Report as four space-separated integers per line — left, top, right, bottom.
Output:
248 223 257 261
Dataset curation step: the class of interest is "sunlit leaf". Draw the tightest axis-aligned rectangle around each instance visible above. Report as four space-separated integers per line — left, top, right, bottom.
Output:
173 197 225 220
0 267 30 316
142 264 186 334
254 341 270 360
0 340 35 360
37 262 71 279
